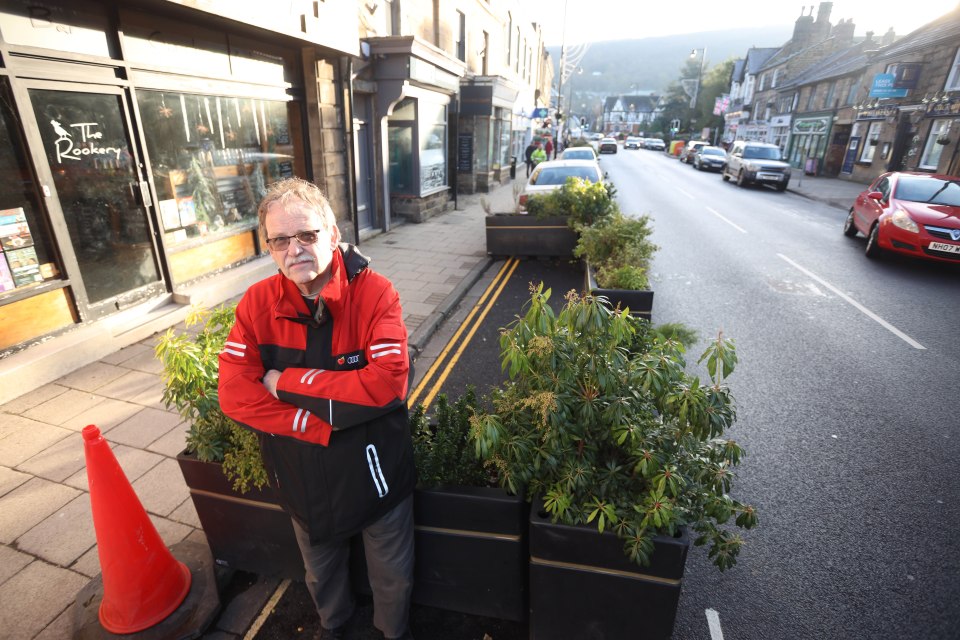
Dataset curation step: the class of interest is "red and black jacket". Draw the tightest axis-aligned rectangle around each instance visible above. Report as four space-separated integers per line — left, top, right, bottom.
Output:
218 244 415 543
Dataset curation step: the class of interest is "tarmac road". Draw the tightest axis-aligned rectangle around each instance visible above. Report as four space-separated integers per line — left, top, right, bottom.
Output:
607 148 960 639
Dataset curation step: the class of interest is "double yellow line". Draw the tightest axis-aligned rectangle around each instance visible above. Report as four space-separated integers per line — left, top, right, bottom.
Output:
407 257 520 410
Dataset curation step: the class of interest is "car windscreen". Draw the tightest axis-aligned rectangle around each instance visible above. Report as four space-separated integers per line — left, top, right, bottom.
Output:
702 148 725 156
532 168 600 185
895 177 960 206
742 146 782 160
563 150 593 159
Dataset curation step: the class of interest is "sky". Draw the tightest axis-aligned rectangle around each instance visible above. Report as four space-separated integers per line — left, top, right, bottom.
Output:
533 0 959 47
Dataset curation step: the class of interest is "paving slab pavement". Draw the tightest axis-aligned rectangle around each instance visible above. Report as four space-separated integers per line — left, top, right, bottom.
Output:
0 170 863 639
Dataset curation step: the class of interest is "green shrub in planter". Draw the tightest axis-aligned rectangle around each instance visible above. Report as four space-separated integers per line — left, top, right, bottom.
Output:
524 177 618 226
472 285 757 570
155 304 268 494
575 211 658 290
410 387 489 488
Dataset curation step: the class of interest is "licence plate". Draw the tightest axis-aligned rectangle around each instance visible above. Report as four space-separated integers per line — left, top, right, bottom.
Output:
929 241 960 254
758 173 783 181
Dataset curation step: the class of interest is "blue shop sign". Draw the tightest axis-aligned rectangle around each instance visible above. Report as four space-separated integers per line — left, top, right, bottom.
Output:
870 73 908 98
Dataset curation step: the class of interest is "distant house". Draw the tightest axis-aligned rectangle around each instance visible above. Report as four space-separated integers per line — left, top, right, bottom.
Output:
602 94 659 135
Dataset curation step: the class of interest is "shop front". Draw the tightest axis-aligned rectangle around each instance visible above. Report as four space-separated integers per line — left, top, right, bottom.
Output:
0 0 354 395
365 37 464 223
787 113 833 175
458 79 517 194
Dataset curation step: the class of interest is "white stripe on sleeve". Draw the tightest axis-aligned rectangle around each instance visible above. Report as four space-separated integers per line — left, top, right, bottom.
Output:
370 349 401 359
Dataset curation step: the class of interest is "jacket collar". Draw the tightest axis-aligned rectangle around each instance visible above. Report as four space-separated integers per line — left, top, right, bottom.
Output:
272 243 370 324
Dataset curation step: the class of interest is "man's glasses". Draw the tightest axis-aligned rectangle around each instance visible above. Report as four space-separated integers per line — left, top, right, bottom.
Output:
265 229 322 251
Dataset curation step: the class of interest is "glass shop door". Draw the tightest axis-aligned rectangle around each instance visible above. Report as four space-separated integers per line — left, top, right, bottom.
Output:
25 82 164 319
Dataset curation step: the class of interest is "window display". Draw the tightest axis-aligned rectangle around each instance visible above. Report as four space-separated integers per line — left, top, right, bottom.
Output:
138 91 295 247
0 80 58 296
418 100 447 195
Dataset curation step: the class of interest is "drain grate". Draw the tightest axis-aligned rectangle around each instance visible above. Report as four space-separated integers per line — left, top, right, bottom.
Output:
425 292 447 305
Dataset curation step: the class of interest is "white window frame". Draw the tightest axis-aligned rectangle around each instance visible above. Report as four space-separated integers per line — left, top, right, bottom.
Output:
946 48 960 91
859 121 882 162
919 119 951 170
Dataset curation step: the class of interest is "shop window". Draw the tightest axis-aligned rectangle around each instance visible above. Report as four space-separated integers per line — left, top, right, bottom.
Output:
419 101 447 194
138 91 296 249
946 48 960 91
0 81 58 295
919 119 951 170
859 122 881 163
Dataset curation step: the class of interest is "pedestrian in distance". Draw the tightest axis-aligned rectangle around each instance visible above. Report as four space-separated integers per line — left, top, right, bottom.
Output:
218 177 416 640
524 140 537 177
544 137 554 159
531 142 547 168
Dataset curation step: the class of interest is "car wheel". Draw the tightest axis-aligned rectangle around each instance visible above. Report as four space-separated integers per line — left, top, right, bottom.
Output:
843 210 859 237
865 223 883 259
721 169 730 182
736 171 747 187
775 183 787 192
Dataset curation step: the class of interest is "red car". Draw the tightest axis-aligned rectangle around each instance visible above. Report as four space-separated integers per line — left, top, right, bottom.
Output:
844 171 960 262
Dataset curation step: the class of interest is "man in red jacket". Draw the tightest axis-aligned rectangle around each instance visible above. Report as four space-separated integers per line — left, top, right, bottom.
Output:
218 178 415 640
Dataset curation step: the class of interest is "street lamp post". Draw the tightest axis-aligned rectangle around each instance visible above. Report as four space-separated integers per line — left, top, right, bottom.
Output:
554 0 569 158
690 47 707 136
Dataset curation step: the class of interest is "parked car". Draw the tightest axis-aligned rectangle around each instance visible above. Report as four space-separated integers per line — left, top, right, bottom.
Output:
518 159 606 211
721 140 790 191
843 171 960 262
646 138 666 151
692 146 726 171
624 136 642 150
598 137 618 154
561 146 599 162
679 141 708 164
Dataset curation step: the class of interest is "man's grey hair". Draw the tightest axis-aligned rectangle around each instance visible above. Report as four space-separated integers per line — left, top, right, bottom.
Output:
257 178 338 240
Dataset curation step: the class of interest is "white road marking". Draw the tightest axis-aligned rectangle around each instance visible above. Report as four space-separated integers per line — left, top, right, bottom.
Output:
706 206 748 234
706 608 725 640
777 254 926 350
676 187 696 200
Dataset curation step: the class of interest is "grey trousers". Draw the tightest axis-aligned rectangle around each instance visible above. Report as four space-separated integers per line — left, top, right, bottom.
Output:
291 494 414 638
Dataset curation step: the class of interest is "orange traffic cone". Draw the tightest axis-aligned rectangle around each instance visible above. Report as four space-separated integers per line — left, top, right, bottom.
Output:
82 424 191 634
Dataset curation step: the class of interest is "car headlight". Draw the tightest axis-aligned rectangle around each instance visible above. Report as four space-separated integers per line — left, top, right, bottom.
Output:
890 207 919 233
744 162 757 172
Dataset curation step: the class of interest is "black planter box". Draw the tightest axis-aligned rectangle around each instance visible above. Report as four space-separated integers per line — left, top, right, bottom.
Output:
413 486 529 621
529 504 688 640
485 214 577 258
585 261 654 321
352 486 529 622
176 450 304 580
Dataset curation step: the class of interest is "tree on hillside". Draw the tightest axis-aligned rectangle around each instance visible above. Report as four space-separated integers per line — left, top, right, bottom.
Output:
656 57 736 141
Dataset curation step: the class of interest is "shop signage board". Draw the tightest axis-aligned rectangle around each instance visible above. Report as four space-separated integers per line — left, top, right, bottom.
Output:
870 74 908 98
457 133 473 172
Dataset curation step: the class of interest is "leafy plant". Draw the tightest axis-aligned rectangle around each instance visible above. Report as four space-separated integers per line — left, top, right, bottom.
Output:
471 286 757 571
155 304 268 493
411 388 490 489
525 177 618 227
576 212 658 290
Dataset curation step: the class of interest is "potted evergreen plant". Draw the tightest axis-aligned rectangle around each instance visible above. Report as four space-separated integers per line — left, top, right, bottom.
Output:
472 286 757 639
156 304 305 580
484 177 613 258
577 208 658 320
406 389 529 621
